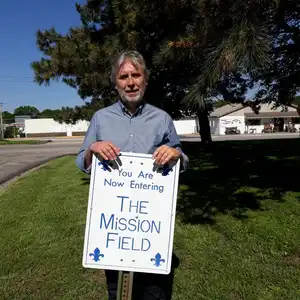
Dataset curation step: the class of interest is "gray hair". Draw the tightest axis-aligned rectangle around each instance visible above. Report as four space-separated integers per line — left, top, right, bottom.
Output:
111 50 150 85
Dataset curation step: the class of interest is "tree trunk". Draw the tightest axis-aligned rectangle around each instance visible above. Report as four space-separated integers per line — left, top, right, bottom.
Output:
197 109 212 150
297 104 300 116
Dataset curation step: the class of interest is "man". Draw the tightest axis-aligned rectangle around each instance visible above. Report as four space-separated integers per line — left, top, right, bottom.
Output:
76 50 189 300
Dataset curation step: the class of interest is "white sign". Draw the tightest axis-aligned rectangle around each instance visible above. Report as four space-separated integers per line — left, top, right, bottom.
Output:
82 152 180 275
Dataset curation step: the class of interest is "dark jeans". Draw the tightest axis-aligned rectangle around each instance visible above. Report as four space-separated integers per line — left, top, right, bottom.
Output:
105 269 174 300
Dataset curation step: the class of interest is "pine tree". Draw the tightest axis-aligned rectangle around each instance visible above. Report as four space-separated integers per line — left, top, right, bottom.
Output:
153 0 279 145
32 0 201 123
32 0 298 144
250 1 300 109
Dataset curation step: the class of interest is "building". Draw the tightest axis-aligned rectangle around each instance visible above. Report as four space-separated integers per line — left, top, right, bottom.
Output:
2 115 32 137
7 115 32 129
24 119 90 137
21 102 300 137
24 117 197 137
209 102 300 135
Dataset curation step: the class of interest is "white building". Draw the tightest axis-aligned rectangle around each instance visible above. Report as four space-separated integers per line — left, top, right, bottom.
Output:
23 102 300 137
209 102 300 135
24 119 91 137
24 117 197 137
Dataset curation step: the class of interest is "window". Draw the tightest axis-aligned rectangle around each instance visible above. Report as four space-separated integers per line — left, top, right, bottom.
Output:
246 119 260 126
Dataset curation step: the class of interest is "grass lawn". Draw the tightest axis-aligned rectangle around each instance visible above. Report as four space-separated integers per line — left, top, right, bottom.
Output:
1 138 300 299
0 139 48 145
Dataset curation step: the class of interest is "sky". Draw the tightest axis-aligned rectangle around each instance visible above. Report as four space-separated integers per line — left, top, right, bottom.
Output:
0 0 87 113
0 1 262 114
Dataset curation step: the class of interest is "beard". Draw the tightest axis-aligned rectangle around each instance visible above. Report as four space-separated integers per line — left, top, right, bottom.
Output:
117 88 145 106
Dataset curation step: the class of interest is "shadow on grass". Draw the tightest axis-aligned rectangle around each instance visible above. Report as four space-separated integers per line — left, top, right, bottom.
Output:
81 177 91 185
178 138 300 224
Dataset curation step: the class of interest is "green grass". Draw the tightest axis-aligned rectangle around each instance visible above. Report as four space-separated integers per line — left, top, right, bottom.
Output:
1 139 300 299
0 139 47 145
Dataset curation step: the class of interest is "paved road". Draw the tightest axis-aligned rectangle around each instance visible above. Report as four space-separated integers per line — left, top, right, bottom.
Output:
1 133 299 186
0 140 81 185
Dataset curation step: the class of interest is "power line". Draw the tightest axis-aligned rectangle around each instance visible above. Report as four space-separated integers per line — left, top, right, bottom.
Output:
0 76 35 83
0 81 34 83
0 103 4 140
0 76 33 78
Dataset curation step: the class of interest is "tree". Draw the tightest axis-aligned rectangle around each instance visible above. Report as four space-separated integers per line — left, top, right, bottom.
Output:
250 1 300 111
153 0 279 145
293 95 300 106
3 111 14 124
49 97 106 124
31 0 196 122
14 106 40 117
214 101 230 109
39 109 61 119
32 0 282 145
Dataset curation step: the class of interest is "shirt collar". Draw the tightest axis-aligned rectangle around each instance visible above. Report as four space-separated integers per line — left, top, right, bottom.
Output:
117 99 146 117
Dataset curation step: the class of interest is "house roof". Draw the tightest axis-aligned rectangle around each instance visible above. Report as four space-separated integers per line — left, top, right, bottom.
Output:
210 103 244 117
245 111 299 118
211 101 300 118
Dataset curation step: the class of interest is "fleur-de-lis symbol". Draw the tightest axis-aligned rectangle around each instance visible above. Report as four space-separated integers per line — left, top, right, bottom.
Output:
162 164 172 176
98 160 109 171
150 253 165 267
89 247 104 262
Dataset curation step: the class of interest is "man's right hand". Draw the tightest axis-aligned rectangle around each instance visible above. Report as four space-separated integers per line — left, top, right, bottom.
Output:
89 141 120 161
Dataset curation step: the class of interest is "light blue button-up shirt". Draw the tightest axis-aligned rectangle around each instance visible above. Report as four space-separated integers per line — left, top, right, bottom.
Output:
76 100 189 172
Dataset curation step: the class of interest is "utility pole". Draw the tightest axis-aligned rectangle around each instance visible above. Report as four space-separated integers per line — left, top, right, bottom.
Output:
0 103 3 140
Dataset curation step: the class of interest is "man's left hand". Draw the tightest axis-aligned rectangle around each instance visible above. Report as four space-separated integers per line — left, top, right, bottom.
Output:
153 145 182 165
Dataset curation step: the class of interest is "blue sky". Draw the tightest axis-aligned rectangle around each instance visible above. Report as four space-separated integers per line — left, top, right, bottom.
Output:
0 1 261 114
0 0 87 113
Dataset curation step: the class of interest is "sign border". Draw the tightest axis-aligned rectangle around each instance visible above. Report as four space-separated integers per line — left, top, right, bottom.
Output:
82 152 180 275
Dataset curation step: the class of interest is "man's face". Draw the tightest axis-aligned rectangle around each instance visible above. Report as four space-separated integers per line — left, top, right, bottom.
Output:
115 59 147 105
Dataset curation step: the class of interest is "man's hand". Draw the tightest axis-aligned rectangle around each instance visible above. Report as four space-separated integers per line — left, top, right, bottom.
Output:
89 141 120 160
152 145 181 165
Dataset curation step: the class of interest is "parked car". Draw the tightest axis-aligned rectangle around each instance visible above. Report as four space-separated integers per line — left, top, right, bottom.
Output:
262 123 274 133
225 127 241 135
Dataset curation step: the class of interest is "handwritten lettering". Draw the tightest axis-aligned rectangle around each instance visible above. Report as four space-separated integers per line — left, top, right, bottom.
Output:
99 160 170 253
106 233 151 251
118 169 132 177
104 178 124 187
100 213 161 234
103 168 165 193
138 170 153 179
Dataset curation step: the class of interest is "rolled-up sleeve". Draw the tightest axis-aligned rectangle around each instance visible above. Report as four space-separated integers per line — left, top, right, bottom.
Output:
75 113 98 173
165 114 189 172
